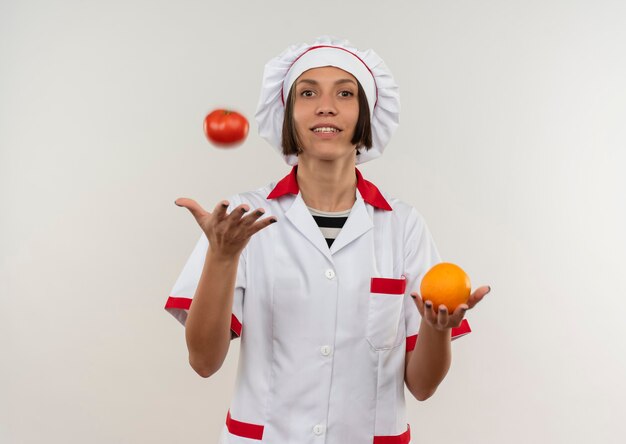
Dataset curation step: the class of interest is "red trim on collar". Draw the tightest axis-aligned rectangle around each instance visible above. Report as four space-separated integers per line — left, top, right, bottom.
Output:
266 166 300 199
267 166 392 211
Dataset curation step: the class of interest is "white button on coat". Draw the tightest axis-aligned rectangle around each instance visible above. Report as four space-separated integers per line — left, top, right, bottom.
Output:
313 424 325 435
325 269 335 279
320 345 332 356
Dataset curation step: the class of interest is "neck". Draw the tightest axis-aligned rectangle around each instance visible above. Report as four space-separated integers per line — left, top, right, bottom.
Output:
296 158 357 212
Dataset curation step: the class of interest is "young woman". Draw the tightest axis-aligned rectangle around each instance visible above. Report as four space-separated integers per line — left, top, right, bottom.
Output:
166 36 489 444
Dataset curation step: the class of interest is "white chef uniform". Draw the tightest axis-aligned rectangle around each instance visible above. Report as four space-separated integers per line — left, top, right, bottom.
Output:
165 166 471 443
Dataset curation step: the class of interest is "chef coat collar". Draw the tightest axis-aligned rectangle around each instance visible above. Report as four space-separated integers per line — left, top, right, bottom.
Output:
267 166 392 211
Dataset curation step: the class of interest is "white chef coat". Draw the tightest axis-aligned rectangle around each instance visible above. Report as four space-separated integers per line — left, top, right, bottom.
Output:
165 166 471 444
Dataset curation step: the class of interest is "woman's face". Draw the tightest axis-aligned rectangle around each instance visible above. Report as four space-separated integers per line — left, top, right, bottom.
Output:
292 66 360 163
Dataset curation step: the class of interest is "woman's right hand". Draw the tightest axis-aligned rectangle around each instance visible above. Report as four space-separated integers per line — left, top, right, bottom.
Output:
174 198 276 259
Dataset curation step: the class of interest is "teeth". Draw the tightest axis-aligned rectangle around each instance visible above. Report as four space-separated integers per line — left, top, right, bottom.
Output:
313 127 339 133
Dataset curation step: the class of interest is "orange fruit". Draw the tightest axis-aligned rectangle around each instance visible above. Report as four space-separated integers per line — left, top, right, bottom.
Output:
420 262 471 312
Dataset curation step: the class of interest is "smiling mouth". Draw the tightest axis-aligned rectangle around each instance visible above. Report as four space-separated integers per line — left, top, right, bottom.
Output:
312 127 341 133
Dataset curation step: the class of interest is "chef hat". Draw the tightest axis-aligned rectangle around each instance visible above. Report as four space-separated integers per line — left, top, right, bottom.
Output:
255 36 400 166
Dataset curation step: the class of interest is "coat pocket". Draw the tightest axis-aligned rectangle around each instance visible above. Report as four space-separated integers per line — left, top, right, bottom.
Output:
366 277 406 351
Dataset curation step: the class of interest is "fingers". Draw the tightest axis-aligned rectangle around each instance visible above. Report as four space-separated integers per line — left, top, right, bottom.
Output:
224 204 251 224
412 292 468 329
174 197 209 222
175 198 278 233
249 215 278 235
411 293 440 325
410 292 425 317
422 299 438 325
211 200 231 221
245 207 278 230
240 208 267 226
436 305 449 329
449 304 469 327
410 284 479 330
467 285 491 309
244 209 277 231
219 204 278 237
433 304 470 329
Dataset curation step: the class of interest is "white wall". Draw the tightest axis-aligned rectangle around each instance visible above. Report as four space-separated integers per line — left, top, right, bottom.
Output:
2 0 625 443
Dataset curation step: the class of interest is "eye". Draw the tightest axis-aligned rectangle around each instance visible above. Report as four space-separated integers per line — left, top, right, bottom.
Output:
338 90 354 97
300 90 315 97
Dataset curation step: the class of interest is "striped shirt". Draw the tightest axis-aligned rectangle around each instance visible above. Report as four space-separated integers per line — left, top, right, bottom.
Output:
307 206 351 248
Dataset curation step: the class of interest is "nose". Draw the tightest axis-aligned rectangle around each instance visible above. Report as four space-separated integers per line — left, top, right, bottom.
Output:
315 95 337 116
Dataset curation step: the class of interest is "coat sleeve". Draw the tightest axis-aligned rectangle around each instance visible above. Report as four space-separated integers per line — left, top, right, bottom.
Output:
403 208 471 352
164 198 247 339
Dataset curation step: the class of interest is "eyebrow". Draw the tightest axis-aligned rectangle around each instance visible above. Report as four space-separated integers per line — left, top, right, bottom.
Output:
296 78 357 87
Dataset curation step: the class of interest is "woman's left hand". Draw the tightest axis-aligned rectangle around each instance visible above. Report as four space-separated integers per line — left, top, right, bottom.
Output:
411 286 491 332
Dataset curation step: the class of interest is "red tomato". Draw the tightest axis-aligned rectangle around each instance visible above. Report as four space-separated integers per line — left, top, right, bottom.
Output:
203 109 249 147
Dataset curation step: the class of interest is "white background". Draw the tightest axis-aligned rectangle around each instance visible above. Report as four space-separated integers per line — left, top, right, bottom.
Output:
2 0 625 443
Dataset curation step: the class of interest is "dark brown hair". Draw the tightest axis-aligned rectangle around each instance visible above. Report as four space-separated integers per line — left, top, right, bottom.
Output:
281 80 373 156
